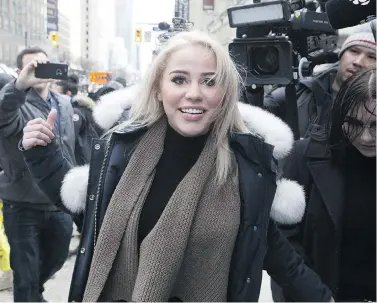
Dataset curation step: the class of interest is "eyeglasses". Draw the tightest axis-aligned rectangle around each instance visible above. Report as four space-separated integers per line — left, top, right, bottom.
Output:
344 116 376 137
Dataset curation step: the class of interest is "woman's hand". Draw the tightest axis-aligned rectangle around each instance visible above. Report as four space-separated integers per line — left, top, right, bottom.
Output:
22 109 56 150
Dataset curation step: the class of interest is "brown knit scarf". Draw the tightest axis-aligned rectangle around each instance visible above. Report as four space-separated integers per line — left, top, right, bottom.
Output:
83 118 241 302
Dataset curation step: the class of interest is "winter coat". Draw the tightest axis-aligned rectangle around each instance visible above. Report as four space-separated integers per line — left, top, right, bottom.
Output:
92 85 138 131
0 81 76 206
22 91 332 302
0 73 14 173
264 65 338 138
71 95 102 165
271 138 361 301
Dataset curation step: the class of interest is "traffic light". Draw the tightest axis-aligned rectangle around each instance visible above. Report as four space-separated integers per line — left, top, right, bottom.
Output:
135 28 142 43
49 31 59 46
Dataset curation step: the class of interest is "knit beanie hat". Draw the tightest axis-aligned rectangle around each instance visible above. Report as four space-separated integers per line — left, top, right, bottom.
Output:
339 32 376 58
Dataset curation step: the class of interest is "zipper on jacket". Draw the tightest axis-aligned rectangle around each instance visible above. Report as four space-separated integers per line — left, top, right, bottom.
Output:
93 134 114 247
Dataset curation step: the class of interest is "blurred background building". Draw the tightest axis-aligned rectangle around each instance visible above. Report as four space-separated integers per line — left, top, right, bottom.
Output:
58 12 71 63
0 0 49 67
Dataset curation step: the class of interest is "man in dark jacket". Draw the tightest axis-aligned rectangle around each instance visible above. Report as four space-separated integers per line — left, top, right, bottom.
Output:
0 73 14 173
264 31 376 138
0 47 75 302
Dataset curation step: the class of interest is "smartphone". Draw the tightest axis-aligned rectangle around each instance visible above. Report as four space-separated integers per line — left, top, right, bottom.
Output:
35 63 68 80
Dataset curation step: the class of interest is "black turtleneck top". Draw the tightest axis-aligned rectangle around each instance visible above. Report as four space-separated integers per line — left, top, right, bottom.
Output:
137 124 208 246
337 145 376 302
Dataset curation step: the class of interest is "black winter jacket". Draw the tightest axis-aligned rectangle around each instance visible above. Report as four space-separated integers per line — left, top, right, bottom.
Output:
22 101 332 302
0 81 76 206
264 65 338 139
71 95 102 165
272 138 376 301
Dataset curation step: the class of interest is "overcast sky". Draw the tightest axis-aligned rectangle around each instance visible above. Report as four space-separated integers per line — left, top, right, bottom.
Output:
134 0 175 24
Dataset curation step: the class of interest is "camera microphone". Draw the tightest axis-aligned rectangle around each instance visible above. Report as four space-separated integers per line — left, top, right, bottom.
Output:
158 22 170 31
325 0 376 30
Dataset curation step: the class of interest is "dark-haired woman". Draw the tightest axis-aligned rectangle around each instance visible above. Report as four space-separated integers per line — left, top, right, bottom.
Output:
272 68 376 302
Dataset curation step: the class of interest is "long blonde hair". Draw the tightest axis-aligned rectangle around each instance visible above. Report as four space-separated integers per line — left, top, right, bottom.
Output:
116 31 249 184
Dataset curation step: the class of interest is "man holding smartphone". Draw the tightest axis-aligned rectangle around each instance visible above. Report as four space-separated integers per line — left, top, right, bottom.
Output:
0 47 76 302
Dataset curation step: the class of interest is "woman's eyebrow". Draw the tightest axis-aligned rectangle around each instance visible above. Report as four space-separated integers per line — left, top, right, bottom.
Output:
168 70 216 76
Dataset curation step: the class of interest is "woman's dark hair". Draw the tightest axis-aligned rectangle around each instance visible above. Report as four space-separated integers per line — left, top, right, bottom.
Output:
311 68 376 159
55 74 79 96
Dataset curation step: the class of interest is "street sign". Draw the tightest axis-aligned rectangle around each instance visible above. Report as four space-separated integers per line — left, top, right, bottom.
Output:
135 28 142 43
49 31 59 46
89 72 112 84
144 31 152 43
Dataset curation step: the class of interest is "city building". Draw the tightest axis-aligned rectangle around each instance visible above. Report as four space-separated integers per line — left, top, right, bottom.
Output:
189 0 248 46
58 12 71 63
0 0 49 67
81 0 96 64
115 0 135 66
80 0 117 71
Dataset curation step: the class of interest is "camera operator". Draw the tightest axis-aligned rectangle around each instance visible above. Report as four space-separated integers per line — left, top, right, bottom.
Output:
264 30 376 138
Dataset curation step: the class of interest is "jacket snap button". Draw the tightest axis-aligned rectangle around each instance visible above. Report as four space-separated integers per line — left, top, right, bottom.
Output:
94 144 101 150
89 195 95 201
257 173 262 178
253 226 258 231
246 277 251 283
80 248 86 254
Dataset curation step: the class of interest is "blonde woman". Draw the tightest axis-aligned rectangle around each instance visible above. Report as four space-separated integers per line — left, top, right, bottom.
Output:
21 31 333 302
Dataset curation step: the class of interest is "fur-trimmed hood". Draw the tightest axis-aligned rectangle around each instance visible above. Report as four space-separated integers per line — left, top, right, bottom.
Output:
72 95 96 111
93 85 138 131
63 87 305 225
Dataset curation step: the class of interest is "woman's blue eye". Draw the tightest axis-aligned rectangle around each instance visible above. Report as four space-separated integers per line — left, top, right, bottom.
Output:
171 76 186 85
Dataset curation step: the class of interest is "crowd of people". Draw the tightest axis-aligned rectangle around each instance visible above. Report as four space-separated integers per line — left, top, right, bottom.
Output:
0 23 375 303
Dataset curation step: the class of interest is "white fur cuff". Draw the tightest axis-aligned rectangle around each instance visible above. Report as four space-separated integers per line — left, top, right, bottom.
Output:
270 178 306 225
60 165 90 213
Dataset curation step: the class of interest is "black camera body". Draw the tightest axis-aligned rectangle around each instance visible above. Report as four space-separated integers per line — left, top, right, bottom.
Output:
228 0 338 86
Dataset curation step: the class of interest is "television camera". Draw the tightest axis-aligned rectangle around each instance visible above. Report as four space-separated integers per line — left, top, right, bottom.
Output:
228 0 338 86
228 0 339 139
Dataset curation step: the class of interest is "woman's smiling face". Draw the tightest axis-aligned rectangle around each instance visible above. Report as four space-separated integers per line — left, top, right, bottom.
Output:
159 45 224 137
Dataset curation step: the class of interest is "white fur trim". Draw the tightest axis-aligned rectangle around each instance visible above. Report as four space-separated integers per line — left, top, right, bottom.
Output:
74 95 96 110
60 165 89 213
238 102 294 160
270 178 306 225
93 85 138 131
92 84 294 159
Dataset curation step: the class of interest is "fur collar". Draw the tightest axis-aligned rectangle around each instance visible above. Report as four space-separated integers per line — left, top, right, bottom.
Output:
72 95 96 110
93 86 293 160
93 85 138 131
62 87 305 225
